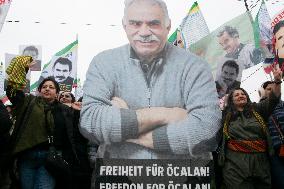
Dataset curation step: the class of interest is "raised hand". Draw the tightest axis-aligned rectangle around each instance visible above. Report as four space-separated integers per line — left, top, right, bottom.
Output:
272 66 282 81
71 101 82 110
28 60 37 68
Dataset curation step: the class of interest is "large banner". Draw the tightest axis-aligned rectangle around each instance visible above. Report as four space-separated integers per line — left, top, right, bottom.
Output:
190 12 262 99
31 40 78 92
0 0 11 32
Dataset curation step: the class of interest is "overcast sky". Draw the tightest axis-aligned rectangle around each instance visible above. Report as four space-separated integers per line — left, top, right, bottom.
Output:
0 0 283 92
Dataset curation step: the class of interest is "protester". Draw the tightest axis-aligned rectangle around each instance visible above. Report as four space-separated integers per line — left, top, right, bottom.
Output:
59 91 75 105
0 100 12 145
5 55 80 189
80 0 221 187
44 89 92 188
0 99 13 189
261 81 284 188
58 93 93 189
69 97 92 189
218 67 282 189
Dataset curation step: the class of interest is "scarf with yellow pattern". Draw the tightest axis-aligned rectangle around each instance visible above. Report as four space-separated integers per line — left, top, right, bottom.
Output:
6 56 33 92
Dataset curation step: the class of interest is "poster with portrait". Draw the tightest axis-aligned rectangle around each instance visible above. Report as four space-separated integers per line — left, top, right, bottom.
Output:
37 40 77 92
271 8 284 29
190 12 263 99
5 53 31 93
262 9 284 76
272 9 284 67
19 45 42 71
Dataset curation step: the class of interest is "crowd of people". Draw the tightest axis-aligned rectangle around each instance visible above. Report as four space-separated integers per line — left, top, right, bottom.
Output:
0 0 284 189
0 56 92 189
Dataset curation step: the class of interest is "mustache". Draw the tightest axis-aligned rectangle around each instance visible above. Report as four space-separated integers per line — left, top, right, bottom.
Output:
56 76 65 80
224 46 230 51
223 78 233 82
133 35 160 43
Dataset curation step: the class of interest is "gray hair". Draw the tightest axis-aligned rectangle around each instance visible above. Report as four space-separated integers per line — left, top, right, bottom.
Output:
123 0 170 27
217 25 239 38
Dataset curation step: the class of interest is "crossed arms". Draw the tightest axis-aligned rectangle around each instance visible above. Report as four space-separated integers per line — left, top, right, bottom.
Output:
111 96 187 149
80 54 222 156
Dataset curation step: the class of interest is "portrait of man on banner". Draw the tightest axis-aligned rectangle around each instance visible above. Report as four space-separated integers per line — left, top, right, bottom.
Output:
215 25 263 83
273 20 284 69
215 60 241 98
20 45 42 71
38 56 75 92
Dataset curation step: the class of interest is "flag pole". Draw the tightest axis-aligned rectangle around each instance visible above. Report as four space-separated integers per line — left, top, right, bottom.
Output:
243 0 254 25
237 0 258 24
75 34 79 100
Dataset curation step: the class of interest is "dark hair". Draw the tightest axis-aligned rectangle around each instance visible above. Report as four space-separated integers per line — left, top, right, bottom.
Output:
273 20 284 35
23 45 39 55
217 25 239 38
37 77 60 94
223 87 253 121
262 81 274 89
59 92 75 103
222 60 239 75
53 57 72 71
77 96 83 102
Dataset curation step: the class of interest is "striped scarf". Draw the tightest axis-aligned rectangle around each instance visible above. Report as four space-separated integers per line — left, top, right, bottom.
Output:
6 56 33 92
227 140 267 153
223 109 268 140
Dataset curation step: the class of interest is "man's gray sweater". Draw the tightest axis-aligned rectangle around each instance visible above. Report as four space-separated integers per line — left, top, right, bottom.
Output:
80 43 221 159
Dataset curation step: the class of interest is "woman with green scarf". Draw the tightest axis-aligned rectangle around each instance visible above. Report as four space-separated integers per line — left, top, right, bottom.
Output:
6 56 77 189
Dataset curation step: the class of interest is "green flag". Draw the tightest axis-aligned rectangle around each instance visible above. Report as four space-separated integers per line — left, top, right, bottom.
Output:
168 28 177 43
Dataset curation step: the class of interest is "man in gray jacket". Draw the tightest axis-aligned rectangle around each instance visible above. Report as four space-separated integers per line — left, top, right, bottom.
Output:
80 0 221 161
